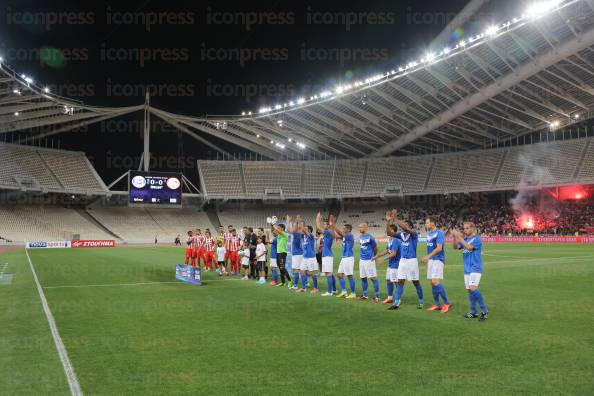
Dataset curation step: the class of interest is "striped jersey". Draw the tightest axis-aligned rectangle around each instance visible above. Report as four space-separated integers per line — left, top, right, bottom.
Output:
204 237 215 251
227 235 241 252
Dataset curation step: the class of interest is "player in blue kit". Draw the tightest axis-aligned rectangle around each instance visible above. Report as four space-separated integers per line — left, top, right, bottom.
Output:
286 214 304 290
386 209 424 310
331 222 357 299
358 223 380 302
422 217 451 313
299 225 319 294
316 212 336 296
452 222 488 321
372 224 402 305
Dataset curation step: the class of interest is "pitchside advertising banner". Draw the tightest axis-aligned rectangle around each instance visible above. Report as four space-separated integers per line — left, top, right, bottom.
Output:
26 241 71 249
26 240 116 249
175 265 201 286
71 240 116 248
376 236 594 244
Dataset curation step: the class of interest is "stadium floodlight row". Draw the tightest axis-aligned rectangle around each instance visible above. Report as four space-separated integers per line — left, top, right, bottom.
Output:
198 136 594 200
3 0 594 160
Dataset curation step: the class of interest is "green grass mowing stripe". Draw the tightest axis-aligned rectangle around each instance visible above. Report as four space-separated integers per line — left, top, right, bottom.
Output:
0 249 71 395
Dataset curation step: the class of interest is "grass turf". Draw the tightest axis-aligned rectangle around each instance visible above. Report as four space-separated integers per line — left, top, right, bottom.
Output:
1 243 593 395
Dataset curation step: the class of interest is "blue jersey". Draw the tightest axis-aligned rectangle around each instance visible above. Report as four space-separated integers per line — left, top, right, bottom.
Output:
270 238 277 259
322 230 333 257
426 229 445 263
359 234 376 260
292 231 303 255
387 237 402 269
459 235 483 274
303 234 316 258
396 230 418 259
342 232 355 258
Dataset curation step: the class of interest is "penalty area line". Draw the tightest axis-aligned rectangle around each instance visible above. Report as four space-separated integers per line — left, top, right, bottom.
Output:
24 248 83 396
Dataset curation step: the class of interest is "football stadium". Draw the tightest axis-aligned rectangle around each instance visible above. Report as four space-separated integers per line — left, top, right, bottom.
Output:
1 0 594 394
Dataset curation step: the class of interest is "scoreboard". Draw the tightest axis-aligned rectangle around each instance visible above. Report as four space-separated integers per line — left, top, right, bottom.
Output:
129 171 182 205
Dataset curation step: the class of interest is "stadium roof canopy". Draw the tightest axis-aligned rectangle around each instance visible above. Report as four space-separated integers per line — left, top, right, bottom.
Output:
3 0 594 160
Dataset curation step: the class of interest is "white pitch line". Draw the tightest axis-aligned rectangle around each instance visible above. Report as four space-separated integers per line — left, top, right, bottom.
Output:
43 281 182 289
43 278 244 289
25 249 83 396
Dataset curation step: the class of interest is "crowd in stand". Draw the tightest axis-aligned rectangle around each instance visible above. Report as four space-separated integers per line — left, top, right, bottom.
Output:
359 201 594 236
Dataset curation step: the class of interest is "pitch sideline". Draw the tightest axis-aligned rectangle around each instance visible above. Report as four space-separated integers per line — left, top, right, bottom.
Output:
24 248 83 396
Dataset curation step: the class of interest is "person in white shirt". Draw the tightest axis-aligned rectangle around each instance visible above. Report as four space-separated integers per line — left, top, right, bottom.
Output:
216 241 227 276
241 241 251 280
255 237 268 285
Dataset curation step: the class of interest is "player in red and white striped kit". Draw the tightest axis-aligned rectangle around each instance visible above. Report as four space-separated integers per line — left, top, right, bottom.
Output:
185 230 196 266
227 229 241 275
203 231 217 271
194 229 205 269
223 225 234 269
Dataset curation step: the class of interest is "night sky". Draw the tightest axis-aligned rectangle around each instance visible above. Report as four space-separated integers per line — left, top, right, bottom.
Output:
0 0 522 184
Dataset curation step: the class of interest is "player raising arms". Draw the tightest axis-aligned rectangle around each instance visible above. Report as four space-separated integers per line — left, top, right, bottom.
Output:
452 222 488 321
299 225 319 294
386 209 424 310
268 226 279 285
272 223 291 287
331 222 357 299
357 223 379 301
422 218 451 313
286 214 304 291
372 223 402 305
316 212 336 297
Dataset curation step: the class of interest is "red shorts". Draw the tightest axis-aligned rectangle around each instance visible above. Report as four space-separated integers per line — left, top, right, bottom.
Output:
185 248 193 259
196 247 205 258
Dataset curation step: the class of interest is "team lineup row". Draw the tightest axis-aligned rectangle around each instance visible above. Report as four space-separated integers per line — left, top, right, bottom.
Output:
183 209 489 320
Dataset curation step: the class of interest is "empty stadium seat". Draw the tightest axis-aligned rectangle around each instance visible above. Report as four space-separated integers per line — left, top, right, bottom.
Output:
242 162 302 197
199 161 244 196
0 143 107 193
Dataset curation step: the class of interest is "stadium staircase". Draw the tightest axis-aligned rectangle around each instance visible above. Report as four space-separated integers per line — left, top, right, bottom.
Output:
360 162 369 193
423 158 435 191
82 209 124 241
238 162 247 194
573 140 591 181
37 152 65 190
205 208 222 229
143 209 170 236
493 151 508 185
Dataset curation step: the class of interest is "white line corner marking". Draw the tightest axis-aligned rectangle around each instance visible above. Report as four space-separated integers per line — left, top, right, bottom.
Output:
25 249 83 396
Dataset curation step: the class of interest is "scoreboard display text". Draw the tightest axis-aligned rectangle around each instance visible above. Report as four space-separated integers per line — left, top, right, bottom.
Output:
129 171 182 205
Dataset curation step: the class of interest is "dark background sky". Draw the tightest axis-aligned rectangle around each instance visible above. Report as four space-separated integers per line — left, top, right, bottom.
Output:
0 0 523 184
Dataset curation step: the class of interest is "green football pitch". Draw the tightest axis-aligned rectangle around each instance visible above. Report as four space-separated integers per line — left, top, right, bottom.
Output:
1 243 593 395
